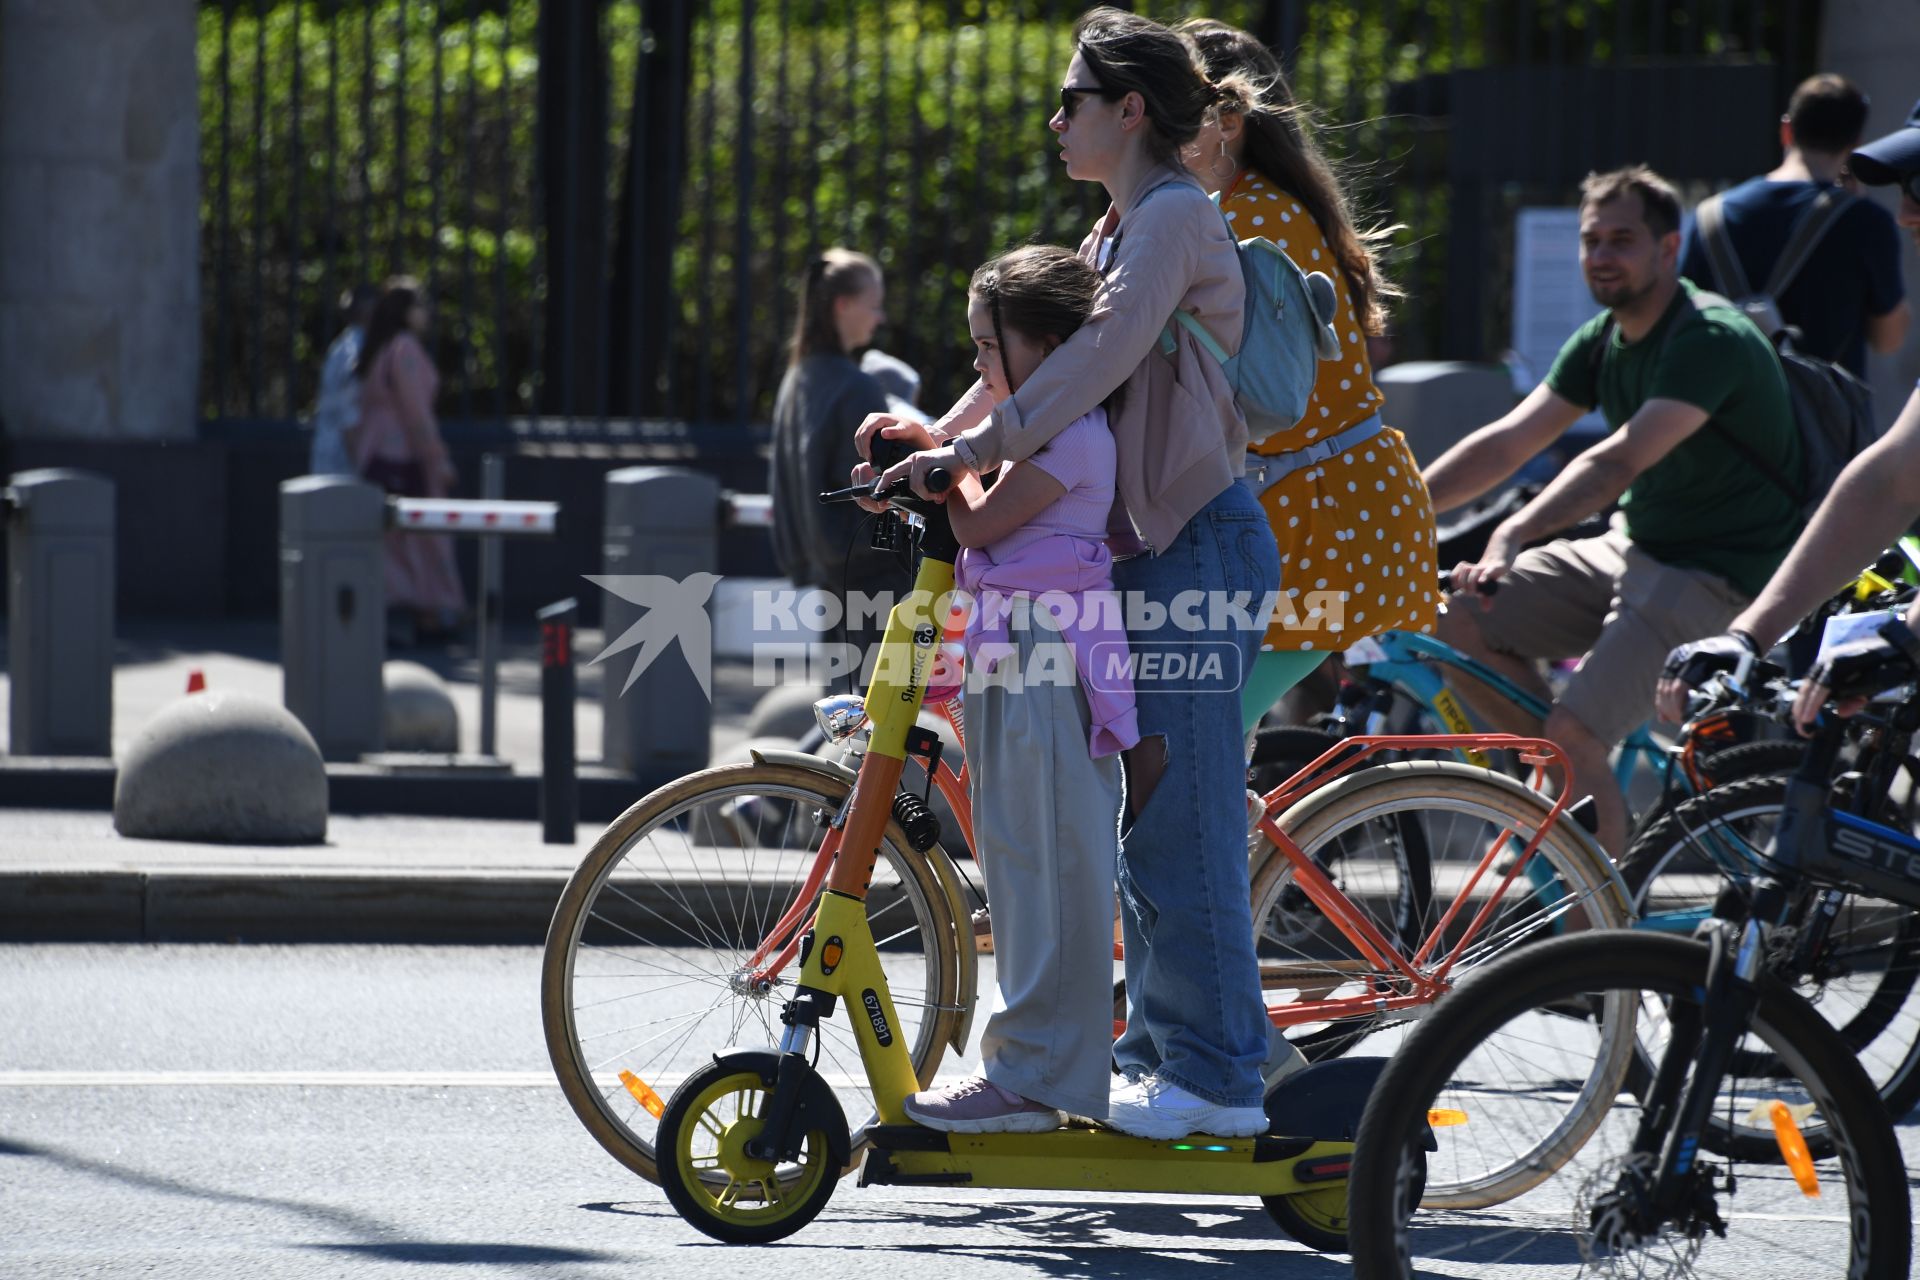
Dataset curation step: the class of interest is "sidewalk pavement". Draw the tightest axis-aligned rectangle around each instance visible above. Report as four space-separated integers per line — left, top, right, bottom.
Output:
0 619 814 942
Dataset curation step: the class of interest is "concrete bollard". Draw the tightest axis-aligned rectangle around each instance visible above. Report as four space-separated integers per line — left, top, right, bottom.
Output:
6 469 115 756
280 476 386 761
1374 362 1518 469
599 467 719 784
113 691 328 844
382 661 461 753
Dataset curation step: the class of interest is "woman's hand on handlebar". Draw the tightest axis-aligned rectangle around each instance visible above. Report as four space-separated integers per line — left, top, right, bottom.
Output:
855 411 934 462
878 444 967 502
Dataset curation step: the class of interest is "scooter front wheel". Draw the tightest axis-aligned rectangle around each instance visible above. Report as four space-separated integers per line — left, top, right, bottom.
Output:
657 1053 846 1245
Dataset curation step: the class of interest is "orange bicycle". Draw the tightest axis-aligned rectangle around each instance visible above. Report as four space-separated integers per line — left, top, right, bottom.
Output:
542 503 1631 1213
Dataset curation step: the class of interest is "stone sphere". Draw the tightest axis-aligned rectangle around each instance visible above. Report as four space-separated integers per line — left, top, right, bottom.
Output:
384 661 461 753
743 683 827 743
114 692 328 843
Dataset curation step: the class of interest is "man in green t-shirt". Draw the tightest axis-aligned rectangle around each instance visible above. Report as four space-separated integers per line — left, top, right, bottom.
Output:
1423 165 1802 856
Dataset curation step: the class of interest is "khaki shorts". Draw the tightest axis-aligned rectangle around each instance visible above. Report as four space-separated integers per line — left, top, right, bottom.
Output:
1463 530 1750 747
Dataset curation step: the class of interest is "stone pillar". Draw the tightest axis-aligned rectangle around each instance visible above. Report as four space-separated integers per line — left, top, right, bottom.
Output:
0 0 200 441
1822 0 1920 425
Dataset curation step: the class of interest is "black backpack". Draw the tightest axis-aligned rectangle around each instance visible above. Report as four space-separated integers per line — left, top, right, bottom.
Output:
1592 288 1878 522
1688 191 1883 518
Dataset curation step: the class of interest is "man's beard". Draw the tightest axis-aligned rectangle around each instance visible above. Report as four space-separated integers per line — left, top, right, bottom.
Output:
1587 272 1654 309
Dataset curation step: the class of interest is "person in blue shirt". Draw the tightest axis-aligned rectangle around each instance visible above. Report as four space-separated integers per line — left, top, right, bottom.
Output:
1678 73 1909 378
309 284 379 476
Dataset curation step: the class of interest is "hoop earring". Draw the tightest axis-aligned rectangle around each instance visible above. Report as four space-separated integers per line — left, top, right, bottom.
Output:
1209 141 1236 184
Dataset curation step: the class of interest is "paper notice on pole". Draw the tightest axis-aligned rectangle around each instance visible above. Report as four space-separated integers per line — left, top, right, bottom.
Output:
1512 208 1603 432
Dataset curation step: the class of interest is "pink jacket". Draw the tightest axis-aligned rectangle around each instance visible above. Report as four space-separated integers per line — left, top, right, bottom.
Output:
955 538 1141 759
350 332 446 472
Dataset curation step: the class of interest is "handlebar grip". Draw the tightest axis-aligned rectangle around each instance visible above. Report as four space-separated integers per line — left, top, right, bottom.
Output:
1437 574 1500 597
924 468 952 494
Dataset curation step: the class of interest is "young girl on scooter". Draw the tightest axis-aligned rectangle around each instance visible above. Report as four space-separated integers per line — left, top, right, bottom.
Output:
876 244 1139 1133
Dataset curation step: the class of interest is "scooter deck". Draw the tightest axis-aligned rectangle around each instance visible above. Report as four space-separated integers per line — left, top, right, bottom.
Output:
858 1123 1354 1195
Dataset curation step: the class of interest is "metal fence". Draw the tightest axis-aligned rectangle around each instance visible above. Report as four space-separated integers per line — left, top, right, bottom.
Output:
199 0 1820 431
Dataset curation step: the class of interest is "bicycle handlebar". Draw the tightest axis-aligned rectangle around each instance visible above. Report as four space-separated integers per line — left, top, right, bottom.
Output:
1437 574 1500 597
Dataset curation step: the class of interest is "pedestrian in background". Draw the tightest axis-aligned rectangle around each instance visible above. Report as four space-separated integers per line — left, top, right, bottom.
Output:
309 284 379 476
348 277 466 644
768 249 902 676
1680 73 1909 378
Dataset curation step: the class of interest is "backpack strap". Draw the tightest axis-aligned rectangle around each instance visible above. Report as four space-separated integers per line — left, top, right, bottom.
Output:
1694 194 1753 299
1761 187 1854 300
1659 290 1806 506
1596 291 1804 508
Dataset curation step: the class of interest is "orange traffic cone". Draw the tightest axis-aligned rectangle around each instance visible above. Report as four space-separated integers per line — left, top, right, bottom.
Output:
185 669 206 694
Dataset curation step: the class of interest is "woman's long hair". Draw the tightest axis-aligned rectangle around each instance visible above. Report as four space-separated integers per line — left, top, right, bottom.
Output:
1177 19 1401 335
788 248 880 366
354 277 424 379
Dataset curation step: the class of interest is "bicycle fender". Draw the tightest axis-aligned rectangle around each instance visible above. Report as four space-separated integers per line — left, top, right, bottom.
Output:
919 842 981 1057
747 745 979 1060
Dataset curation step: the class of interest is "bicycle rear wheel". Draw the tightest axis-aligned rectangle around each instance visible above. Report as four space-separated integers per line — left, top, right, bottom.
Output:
1249 761 1634 1207
542 762 961 1186
1347 932 1912 1279
1621 774 1920 1153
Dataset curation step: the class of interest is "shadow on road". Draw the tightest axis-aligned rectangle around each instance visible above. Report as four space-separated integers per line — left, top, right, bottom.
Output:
585 1195 1357 1276
2 1134 615 1271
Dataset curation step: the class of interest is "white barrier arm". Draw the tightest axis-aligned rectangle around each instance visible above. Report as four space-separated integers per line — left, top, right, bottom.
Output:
389 497 559 535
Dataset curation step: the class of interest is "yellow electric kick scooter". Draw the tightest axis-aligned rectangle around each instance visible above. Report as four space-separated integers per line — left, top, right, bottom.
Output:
652 446 1428 1249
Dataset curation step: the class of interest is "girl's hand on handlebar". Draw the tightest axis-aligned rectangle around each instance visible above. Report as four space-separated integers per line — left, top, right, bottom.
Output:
848 461 888 514
878 444 967 502
855 411 929 462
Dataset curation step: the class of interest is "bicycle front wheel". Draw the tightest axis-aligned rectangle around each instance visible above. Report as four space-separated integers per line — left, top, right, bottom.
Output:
1622 774 1920 1153
1348 931 1912 1279
541 761 962 1186
1250 761 1635 1207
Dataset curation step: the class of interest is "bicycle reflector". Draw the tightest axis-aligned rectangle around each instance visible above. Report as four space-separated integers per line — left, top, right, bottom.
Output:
618 1070 667 1120
1768 1100 1821 1198
1427 1108 1469 1128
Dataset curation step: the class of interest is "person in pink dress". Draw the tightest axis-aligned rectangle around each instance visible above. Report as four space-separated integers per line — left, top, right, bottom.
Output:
347 277 467 641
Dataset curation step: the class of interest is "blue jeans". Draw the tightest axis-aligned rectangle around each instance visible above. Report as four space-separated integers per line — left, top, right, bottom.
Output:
1110 482 1281 1107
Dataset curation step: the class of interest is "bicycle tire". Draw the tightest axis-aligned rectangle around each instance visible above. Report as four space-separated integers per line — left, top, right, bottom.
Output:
1347 931 1913 1279
1250 760 1633 1208
1625 737 1808 845
542 761 962 1187
1619 773 1920 1153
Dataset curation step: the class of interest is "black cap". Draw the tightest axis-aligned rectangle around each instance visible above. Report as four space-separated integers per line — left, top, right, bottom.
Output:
1850 96 1920 185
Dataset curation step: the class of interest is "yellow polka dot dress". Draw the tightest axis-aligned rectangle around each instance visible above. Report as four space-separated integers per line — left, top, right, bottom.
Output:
1221 171 1439 652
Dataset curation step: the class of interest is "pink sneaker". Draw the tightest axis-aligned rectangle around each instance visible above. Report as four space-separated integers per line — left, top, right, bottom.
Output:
903 1076 1063 1133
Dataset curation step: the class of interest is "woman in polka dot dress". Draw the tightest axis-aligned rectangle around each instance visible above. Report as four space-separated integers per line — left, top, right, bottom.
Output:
1181 20 1439 730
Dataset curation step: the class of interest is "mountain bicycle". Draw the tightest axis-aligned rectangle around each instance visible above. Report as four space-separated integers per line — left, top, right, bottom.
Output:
1344 658 1918 1278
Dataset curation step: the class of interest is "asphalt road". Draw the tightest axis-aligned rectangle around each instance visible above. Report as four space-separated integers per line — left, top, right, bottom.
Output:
2 944 1915 1279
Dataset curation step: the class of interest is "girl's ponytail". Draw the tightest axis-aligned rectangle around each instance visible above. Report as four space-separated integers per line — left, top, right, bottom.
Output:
788 248 881 365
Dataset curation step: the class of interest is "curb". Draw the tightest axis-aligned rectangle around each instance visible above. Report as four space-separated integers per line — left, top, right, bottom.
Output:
0 757 673 822
0 868 570 944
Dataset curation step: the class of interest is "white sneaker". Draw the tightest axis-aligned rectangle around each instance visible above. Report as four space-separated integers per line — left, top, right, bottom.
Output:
1105 1074 1268 1140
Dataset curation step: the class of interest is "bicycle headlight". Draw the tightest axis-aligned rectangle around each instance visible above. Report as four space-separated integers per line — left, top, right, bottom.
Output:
813 693 868 743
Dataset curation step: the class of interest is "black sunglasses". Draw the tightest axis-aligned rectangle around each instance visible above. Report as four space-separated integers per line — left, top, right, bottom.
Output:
1058 84 1112 118
1903 171 1920 204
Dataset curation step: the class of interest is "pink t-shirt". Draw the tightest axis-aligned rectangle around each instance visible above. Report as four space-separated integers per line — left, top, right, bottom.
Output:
979 409 1117 563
